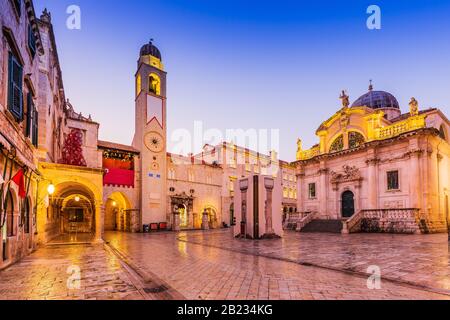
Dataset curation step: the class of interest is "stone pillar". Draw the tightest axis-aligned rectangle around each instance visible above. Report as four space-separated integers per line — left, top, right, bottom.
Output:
410 149 423 211
366 157 379 209
264 177 275 236
319 163 328 217
202 209 209 230
94 203 104 242
296 166 304 213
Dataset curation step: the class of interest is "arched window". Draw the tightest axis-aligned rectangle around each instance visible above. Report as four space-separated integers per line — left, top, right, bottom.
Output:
348 131 365 149
329 135 344 153
6 190 14 237
149 73 161 96
439 125 447 141
136 74 142 97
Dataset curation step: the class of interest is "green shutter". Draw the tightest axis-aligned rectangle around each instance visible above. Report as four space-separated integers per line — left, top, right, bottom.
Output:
32 109 39 147
25 93 32 137
8 53 23 121
28 24 36 58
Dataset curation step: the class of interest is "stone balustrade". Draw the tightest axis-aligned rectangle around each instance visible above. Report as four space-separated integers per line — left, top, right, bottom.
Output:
295 212 317 232
343 208 421 234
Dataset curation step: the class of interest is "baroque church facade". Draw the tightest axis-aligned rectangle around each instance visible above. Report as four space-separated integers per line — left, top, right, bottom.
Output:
0 0 449 270
293 86 450 234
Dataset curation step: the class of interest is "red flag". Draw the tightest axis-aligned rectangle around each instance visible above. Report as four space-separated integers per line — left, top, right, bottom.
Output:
11 169 26 199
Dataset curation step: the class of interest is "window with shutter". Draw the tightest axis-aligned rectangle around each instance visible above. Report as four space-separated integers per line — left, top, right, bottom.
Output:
32 109 39 147
25 92 32 137
28 24 36 58
8 53 23 121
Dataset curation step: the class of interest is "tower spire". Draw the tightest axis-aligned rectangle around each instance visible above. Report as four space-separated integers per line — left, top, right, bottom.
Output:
369 79 374 91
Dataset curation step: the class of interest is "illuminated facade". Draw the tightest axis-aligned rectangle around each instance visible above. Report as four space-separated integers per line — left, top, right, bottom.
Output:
293 87 450 234
1 0 449 272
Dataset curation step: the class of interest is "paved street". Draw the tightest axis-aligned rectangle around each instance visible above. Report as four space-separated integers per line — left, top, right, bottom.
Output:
0 244 147 300
176 230 450 294
1 230 450 300
104 230 450 300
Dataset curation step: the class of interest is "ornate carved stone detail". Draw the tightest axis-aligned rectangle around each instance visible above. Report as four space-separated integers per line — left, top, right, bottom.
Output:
330 165 362 184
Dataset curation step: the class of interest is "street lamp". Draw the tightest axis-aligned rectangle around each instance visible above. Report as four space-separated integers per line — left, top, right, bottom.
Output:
47 184 55 196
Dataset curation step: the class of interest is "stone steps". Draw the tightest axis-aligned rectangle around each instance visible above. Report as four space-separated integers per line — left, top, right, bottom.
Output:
300 219 343 234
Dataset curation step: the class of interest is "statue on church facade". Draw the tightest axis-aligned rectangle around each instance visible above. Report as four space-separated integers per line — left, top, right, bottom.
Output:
296 139 303 160
340 90 350 109
409 97 419 116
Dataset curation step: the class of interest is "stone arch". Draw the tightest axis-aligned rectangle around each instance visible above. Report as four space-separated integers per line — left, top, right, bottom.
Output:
203 205 218 229
104 192 131 232
5 187 18 238
47 178 102 240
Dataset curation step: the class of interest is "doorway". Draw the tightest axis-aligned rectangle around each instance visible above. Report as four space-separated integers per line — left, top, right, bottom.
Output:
342 191 355 218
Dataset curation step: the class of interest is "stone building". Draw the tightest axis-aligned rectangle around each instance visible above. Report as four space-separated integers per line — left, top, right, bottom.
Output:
293 86 450 234
1 0 449 270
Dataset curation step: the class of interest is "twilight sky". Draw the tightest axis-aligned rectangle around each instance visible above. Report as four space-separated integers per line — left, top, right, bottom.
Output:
34 0 450 161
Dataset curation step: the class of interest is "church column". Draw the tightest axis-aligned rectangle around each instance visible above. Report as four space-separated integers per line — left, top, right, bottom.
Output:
319 161 329 217
409 139 423 212
296 166 304 213
366 150 379 210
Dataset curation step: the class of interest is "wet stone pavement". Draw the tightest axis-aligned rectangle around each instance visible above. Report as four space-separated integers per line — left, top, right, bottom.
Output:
1 230 450 300
176 230 450 294
104 231 450 300
0 244 147 300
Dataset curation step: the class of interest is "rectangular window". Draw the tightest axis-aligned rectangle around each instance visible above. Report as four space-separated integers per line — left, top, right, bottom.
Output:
8 52 24 121
25 92 32 137
28 24 36 58
308 183 316 199
387 171 399 190
32 108 39 147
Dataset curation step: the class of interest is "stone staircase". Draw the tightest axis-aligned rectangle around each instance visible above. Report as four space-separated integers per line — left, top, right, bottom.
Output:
300 219 343 233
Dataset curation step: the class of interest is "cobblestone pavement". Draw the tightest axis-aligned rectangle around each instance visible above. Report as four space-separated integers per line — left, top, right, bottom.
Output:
104 231 450 300
176 230 450 294
0 244 147 300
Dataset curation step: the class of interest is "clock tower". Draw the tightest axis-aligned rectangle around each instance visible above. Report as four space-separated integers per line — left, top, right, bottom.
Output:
133 40 167 228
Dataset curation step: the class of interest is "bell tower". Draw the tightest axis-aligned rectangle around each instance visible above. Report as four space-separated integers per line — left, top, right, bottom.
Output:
133 40 167 228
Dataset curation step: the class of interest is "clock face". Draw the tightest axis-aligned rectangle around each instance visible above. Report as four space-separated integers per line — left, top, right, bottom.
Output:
145 132 165 153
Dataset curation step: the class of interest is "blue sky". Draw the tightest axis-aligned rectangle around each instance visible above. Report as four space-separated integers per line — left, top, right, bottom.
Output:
34 0 450 161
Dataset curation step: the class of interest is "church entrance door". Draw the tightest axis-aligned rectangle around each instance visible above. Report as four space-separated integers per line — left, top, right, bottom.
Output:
342 191 355 218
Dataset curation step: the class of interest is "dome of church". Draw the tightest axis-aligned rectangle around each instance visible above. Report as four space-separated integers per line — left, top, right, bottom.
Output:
352 86 400 110
140 41 162 60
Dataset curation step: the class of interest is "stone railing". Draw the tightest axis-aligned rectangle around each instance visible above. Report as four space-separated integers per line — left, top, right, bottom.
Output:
342 210 363 234
283 213 300 230
342 209 421 234
375 115 426 140
295 211 317 232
